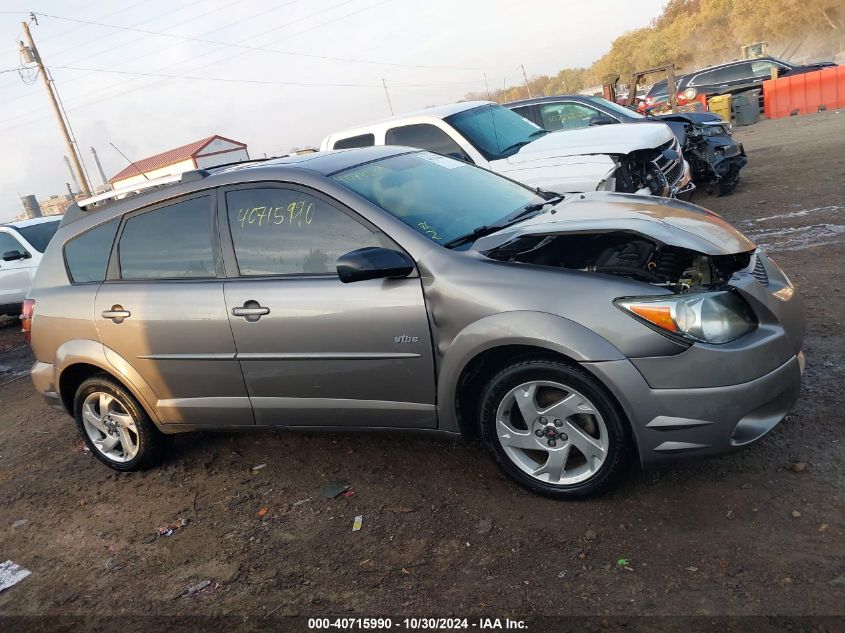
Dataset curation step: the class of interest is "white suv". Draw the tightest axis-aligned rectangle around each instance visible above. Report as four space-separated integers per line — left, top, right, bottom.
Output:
0 216 61 315
321 101 694 198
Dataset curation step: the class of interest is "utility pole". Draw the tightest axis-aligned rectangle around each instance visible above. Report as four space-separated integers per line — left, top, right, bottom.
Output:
382 78 393 116
520 64 532 98
20 19 91 197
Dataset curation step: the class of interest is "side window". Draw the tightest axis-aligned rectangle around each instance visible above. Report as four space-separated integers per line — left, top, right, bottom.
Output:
751 60 782 77
385 124 471 162
333 133 375 150
719 63 753 82
225 188 384 276
118 196 215 280
64 218 119 283
510 106 534 121
538 102 599 131
0 232 26 257
689 70 716 86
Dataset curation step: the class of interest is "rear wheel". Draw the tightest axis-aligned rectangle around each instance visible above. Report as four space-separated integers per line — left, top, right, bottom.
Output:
74 375 165 471
479 359 632 499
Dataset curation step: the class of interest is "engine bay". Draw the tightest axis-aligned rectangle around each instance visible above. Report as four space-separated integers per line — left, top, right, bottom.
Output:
483 231 753 293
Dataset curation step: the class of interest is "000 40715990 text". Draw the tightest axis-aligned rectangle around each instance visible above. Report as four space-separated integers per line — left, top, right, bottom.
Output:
237 200 315 228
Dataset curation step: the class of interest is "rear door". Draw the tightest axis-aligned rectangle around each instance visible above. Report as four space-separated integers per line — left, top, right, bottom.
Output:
219 183 437 429
0 230 35 309
94 193 253 427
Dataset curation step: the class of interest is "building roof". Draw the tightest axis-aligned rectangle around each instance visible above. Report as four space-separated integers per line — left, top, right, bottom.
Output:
109 135 246 184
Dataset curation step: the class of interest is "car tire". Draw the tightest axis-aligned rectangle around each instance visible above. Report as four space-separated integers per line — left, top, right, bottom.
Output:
479 358 632 499
73 374 166 471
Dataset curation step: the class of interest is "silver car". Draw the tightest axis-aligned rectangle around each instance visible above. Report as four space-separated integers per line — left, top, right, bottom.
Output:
25 147 805 499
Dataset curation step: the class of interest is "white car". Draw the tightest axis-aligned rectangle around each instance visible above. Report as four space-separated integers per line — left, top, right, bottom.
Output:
320 101 694 199
0 216 62 315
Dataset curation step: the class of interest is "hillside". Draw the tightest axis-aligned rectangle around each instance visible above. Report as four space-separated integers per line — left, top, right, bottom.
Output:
467 0 844 102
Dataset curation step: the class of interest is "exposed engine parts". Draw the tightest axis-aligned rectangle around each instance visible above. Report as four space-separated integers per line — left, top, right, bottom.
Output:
484 231 752 293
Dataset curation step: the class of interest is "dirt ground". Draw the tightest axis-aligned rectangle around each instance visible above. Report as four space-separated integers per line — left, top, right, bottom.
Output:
0 112 843 627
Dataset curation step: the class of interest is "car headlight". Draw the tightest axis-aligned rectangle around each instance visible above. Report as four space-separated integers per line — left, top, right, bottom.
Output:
615 291 757 344
682 87 697 100
694 123 731 137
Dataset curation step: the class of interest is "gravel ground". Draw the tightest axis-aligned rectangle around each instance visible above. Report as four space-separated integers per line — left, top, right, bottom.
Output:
0 111 842 628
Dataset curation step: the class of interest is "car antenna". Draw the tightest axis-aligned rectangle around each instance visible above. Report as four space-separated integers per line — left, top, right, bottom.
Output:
109 142 149 181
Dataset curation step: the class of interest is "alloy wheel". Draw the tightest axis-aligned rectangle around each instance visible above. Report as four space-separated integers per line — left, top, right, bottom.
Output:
80 391 140 462
495 380 609 485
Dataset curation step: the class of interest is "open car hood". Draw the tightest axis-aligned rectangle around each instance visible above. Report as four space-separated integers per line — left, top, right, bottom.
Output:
504 122 674 164
473 192 756 256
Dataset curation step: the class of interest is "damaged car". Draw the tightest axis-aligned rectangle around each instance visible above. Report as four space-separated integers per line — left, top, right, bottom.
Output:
505 94 747 195
27 147 804 499
320 101 695 199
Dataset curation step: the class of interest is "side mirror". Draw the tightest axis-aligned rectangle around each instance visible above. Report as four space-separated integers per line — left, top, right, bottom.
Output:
2 250 28 261
588 115 616 126
337 247 414 283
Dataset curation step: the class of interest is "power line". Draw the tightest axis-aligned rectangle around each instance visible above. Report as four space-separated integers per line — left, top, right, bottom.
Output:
48 65 386 87
48 64 486 89
11 0 400 121
0 0 403 133
0 0 298 106
34 10 483 71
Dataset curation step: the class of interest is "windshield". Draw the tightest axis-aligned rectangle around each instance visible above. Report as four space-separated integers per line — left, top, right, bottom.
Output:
332 151 542 245
16 219 61 253
585 96 645 120
445 104 547 161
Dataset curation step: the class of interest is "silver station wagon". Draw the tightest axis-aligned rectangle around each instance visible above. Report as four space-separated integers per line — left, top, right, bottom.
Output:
25 147 805 498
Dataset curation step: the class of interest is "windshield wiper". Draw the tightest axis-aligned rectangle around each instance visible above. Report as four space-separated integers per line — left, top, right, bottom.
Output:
520 194 564 214
443 225 503 249
443 195 564 250
497 130 548 157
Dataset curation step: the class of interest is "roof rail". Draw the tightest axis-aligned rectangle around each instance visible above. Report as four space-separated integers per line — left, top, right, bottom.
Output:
77 169 210 209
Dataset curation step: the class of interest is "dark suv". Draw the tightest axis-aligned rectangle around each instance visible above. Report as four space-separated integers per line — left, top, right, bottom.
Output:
654 57 836 109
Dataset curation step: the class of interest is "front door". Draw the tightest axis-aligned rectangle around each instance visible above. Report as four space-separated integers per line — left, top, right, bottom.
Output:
219 184 437 428
94 193 253 427
0 230 35 309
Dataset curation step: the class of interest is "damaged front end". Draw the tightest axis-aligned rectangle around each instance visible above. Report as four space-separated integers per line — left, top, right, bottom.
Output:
609 137 694 199
482 230 751 294
474 192 758 294
682 121 747 196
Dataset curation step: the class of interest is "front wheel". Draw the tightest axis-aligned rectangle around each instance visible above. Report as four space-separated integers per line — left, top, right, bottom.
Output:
479 359 632 499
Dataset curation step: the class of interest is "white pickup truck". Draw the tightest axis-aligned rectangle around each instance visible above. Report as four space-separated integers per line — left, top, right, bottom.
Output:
320 101 694 199
0 216 62 315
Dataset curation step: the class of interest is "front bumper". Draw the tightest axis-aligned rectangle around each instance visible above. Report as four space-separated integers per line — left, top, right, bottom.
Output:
585 351 804 468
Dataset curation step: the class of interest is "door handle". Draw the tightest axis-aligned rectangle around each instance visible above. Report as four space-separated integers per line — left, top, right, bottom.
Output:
232 300 270 322
102 305 130 323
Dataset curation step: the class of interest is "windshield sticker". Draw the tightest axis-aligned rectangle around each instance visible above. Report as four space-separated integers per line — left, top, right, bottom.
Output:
418 152 465 169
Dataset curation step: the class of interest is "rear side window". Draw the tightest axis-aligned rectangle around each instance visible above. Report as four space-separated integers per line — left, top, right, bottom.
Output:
385 124 470 162
64 218 119 283
333 134 375 149
118 196 215 280
16 219 61 253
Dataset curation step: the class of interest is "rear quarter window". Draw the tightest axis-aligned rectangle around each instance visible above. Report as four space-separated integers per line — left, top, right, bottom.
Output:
16 219 61 253
333 134 375 149
64 218 119 283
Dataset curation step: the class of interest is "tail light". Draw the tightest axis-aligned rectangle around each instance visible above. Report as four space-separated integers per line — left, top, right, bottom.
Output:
21 299 34 344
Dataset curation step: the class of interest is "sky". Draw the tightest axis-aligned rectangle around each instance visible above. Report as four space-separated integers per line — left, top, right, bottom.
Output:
0 0 667 220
